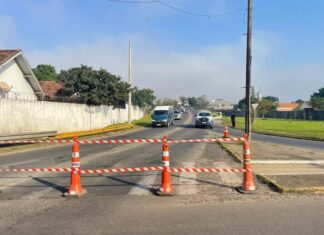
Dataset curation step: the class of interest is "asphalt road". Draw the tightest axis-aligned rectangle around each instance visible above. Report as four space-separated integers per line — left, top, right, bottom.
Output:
1 109 324 234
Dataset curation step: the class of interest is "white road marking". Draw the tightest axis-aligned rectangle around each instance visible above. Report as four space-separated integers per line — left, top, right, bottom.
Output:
261 172 324 176
178 162 198 195
128 172 158 195
252 160 324 164
214 162 241 185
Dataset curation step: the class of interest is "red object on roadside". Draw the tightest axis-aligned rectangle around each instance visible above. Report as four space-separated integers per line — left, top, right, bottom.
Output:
242 141 256 191
64 136 87 197
157 136 173 196
223 125 230 138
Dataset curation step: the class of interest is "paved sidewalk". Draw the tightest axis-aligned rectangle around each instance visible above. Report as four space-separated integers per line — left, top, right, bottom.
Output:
223 140 324 193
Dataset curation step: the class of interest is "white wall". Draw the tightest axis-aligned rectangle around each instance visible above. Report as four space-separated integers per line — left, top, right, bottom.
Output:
0 60 37 100
0 99 144 135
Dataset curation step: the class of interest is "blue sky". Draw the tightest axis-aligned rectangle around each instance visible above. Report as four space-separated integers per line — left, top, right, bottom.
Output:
1 0 324 102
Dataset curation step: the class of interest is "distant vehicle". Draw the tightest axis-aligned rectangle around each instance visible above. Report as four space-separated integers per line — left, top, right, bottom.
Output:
151 106 174 128
173 110 182 120
183 101 189 107
195 110 213 128
181 107 186 113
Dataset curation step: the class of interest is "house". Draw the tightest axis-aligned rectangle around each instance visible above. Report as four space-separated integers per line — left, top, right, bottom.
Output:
0 49 44 100
298 101 314 111
276 102 300 111
209 99 234 111
39 81 63 98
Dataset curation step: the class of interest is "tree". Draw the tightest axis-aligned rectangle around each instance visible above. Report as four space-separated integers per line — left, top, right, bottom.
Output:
295 99 304 105
132 87 156 108
196 95 209 109
237 98 246 111
263 96 279 103
32 64 57 81
311 88 324 110
188 97 198 107
57 65 130 106
257 99 276 116
179 96 187 104
157 98 178 106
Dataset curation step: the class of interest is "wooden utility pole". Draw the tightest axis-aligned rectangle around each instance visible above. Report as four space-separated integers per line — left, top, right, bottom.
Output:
245 0 253 140
128 40 132 124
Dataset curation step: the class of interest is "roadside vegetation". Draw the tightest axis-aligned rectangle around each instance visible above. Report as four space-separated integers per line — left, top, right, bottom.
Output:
222 117 324 141
133 115 152 127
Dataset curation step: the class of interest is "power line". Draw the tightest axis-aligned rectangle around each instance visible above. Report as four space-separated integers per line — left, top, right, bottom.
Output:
107 0 244 19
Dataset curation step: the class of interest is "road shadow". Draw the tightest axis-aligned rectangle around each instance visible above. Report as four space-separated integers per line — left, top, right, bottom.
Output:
31 177 67 193
103 175 156 194
175 124 195 129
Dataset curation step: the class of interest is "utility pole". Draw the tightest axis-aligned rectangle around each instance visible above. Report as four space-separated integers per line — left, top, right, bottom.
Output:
128 40 132 124
245 0 253 140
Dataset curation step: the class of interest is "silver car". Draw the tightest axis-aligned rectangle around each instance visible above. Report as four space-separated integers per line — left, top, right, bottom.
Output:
174 110 182 120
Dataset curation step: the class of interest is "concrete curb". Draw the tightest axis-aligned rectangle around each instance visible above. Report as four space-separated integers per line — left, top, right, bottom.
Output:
54 124 134 139
0 125 142 155
283 187 324 194
217 142 242 164
256 174 284 193
218 142 324 194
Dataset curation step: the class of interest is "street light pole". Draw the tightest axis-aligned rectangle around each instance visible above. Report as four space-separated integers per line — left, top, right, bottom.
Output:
128 40 132 125
245 0 253 140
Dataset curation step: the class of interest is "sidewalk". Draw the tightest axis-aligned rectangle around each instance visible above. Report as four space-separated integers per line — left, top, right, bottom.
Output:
222 139 324 193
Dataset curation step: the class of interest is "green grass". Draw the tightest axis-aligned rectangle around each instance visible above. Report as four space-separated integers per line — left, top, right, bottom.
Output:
222 117 324 141
133 115 152 127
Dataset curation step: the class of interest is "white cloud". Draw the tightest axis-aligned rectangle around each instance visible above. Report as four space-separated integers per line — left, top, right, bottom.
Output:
26 33 323 103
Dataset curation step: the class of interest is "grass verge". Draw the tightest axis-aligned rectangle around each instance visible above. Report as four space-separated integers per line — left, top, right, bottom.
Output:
133 115 151 127
222 117 324 141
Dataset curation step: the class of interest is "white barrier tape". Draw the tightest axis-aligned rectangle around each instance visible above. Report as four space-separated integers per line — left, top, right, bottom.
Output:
0 168 72 173
0 137 246 145
0 167 251 174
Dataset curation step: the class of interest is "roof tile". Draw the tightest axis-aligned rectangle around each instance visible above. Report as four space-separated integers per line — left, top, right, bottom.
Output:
0 50 21 66
39 81 64 97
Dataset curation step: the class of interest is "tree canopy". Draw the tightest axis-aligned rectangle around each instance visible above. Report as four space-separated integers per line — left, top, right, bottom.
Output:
187 95 209 109
57 65 130 106
132 87 156 108
156 98 178 106
257 99 276 116
311 87 324 110
32 64 57 81
263 96 279 103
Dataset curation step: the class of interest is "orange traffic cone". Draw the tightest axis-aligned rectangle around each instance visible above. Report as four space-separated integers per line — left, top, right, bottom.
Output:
64 136 87 197
157 136 173 196
223 125 230 138
238 140 256 193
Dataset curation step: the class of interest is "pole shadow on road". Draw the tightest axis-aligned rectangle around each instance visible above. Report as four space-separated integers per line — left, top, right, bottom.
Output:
31 177 67 193
103 175 156 194
176 124 195 129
